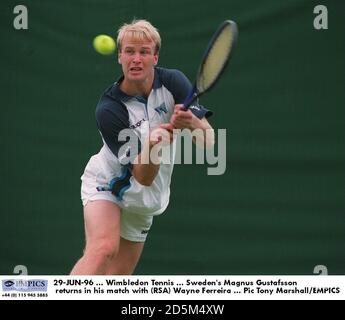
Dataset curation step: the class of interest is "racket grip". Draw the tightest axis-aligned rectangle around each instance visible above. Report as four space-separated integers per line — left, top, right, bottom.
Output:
182 91 198 110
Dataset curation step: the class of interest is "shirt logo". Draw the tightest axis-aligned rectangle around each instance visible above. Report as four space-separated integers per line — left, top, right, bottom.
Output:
154 102 168 115
129 118 146 129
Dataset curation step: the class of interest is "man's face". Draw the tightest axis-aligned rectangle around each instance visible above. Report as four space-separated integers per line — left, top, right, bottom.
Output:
118 34 158 83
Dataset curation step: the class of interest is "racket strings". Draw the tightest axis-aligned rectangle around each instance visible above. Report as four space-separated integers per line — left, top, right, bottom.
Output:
197 24 234 92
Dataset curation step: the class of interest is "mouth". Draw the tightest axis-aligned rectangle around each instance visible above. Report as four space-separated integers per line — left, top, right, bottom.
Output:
129 67 143 72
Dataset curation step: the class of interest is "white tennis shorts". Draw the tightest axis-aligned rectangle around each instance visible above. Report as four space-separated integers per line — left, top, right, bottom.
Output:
80 164 153 243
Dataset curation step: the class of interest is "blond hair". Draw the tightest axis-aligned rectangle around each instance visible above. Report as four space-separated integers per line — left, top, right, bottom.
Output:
117 19 161 54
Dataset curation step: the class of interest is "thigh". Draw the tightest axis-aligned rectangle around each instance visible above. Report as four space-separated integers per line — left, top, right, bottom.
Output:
106 211 153 274
83 200 121 247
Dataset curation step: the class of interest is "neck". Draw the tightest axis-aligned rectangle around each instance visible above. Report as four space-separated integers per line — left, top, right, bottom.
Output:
120 70 155 98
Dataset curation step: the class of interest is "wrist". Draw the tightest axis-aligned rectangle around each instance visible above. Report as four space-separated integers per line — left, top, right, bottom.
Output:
190 116 206 131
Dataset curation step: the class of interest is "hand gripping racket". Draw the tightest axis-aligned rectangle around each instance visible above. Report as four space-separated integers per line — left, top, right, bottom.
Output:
182 20 238 109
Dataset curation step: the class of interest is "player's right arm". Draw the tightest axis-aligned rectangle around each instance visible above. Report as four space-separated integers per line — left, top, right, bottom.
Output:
131 123 174 186
96 101 174 187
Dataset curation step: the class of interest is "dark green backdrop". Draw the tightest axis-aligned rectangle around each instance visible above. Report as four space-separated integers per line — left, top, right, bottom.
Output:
1 0 344 275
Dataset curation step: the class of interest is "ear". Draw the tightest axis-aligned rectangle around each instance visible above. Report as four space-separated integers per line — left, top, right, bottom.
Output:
118 51 122 64
153 53 159 66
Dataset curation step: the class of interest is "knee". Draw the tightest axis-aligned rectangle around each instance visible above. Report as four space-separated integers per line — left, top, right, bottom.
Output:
85 239 119 262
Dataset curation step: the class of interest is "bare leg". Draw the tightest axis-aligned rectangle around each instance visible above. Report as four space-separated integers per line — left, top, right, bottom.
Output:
70 200 121 275
105 237 145 275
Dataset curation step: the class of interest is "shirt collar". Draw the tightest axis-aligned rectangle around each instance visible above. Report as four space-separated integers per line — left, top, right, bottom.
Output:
107 68 162 102
152 67 162 89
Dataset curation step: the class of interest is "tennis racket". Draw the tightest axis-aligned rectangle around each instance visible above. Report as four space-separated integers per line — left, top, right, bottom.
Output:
182 20 238 109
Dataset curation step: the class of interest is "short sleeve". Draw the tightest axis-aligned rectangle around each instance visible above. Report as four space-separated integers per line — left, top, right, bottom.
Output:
96 102 140 166
158 68 213 119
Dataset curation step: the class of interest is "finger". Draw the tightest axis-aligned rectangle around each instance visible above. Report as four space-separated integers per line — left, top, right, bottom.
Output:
155 128 172 142
176 112 193 119
174 104 183 112
171 121 185 129
160 123 174 131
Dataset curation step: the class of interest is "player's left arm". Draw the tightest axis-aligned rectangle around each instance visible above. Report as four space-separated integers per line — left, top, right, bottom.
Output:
170 104 215 148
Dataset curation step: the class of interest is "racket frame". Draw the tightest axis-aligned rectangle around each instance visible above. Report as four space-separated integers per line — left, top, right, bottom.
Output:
183 20 238 109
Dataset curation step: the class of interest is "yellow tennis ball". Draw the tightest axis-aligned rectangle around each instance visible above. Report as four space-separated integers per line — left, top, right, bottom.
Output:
93 34 116 55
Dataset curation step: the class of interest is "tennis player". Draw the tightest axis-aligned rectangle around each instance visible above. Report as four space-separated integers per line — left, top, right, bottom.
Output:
71 19 214 275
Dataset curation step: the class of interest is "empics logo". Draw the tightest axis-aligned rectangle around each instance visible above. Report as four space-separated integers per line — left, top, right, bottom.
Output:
4 280 15 287
2 279 48 292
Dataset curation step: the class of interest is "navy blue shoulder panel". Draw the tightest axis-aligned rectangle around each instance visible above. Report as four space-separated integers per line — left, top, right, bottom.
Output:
95 85 131 160
155 67 213 119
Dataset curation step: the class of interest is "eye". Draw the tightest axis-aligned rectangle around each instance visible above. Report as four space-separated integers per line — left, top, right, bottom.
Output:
125 48 134 55
141 49 151 55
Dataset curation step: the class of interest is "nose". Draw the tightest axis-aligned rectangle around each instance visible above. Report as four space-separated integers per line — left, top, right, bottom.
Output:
133 52 142 63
